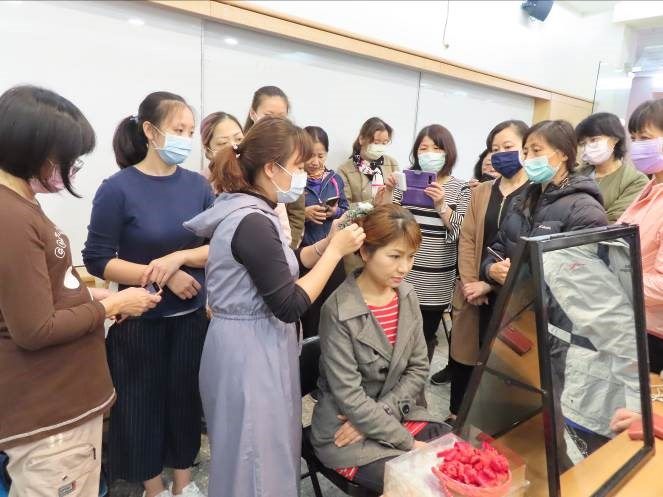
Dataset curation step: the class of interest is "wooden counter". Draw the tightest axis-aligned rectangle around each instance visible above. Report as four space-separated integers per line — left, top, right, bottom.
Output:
497 375 663 497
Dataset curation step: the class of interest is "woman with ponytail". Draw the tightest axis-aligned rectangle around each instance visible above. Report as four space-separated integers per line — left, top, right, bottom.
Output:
83 92 214 497
185 117 366 497
244 85 305 249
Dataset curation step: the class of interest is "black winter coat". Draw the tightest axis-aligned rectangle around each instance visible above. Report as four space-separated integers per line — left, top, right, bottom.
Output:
481 174 608 282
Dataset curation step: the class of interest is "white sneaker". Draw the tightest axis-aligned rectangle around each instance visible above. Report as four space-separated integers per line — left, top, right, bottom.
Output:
141 491 173 497
169 482 206 497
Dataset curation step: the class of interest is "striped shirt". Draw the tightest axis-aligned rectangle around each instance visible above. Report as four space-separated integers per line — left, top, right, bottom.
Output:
368 295 399 345
394 176 471 309
335 294 428 481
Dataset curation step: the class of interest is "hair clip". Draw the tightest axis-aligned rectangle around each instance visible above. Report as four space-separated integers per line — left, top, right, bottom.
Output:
232 144 241 158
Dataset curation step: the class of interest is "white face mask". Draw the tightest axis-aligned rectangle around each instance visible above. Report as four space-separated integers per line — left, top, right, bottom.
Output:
582 138 614 165
273 162 307 204
364 143 388 161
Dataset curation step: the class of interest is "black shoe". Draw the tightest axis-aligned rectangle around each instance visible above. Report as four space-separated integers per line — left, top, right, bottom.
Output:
444 416 456 427
430 365 452 385
310 388 321 402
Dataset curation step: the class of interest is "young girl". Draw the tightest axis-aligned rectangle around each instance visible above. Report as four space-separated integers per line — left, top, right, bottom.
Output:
184 117 364 497
0 85 159 497
83 92 214 497
381 125 471 368
300 126 349 338
244 86 304 248
311 204 449 494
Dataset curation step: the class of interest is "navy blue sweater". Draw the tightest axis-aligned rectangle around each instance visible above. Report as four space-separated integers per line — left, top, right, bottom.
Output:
83 166 215 318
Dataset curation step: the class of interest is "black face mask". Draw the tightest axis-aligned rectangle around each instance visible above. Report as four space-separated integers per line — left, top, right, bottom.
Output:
480 173 497 183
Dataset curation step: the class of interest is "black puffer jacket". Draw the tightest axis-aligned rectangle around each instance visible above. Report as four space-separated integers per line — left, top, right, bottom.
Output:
481 174 608 282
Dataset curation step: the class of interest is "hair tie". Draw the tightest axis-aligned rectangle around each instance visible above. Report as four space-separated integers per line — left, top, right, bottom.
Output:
130 115 139 123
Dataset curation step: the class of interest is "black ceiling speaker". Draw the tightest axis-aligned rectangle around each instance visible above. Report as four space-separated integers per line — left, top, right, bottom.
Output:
522 0 554 21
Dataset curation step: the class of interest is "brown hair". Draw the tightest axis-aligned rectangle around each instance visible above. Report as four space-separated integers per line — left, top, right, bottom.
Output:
351 117 393 156
200 111 242 149
244 86 290 132
210 117 313 194
410 124 457 176
524 120 578 172
358 204 422 254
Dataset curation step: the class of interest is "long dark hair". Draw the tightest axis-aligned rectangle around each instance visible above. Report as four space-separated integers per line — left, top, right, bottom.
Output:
0 85 95 197
351 117 393 157
112 91 190 168
244 86 289 132
410 124 457 177
211 117 313 194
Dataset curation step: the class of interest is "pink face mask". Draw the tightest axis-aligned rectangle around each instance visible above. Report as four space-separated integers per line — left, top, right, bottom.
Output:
29 159 83 194
631 138 663 174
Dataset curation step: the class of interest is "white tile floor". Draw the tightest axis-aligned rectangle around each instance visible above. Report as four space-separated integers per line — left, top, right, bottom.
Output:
108 336 451 497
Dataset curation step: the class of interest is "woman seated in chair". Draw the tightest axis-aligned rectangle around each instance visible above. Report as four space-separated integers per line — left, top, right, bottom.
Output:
310 204 450 494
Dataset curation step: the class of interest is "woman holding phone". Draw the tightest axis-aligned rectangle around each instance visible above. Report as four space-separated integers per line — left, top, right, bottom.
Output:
300 126 349 338
379 124 470 368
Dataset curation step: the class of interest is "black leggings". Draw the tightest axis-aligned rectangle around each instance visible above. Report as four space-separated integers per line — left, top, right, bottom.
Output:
105 309 208 482
353 422 452 494
421 308 445 363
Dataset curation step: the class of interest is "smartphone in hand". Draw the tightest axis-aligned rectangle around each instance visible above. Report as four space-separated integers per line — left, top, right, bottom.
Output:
145 282 162 295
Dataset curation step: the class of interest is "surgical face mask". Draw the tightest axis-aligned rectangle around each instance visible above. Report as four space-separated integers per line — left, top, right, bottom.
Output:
418 152 446 173
582 138 614 165
490 151 522 179
30 159 83 194
364 143 388 161
631 137 663 174
273 162 307 204
522 154 559 184
152 125 192 166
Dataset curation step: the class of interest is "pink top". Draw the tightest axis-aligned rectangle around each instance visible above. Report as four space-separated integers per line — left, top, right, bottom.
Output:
618 180 663 337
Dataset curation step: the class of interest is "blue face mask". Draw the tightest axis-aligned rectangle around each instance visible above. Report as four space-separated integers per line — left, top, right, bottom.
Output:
418 152 446 173
153 126 193 166
522 155 558 184
273 162 307 204
490 151 522 179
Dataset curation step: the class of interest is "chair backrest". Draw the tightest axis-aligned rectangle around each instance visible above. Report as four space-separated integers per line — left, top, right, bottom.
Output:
300 336 321 397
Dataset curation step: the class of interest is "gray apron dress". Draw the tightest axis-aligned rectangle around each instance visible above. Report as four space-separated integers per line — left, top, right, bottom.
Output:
184 192 301 497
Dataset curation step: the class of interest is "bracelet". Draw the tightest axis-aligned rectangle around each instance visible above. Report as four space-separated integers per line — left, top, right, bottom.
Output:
437 203 449 216
313 241 323 256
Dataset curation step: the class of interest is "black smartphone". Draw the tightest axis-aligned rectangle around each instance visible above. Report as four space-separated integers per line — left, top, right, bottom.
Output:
325 196 340 207
145 282 162 294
